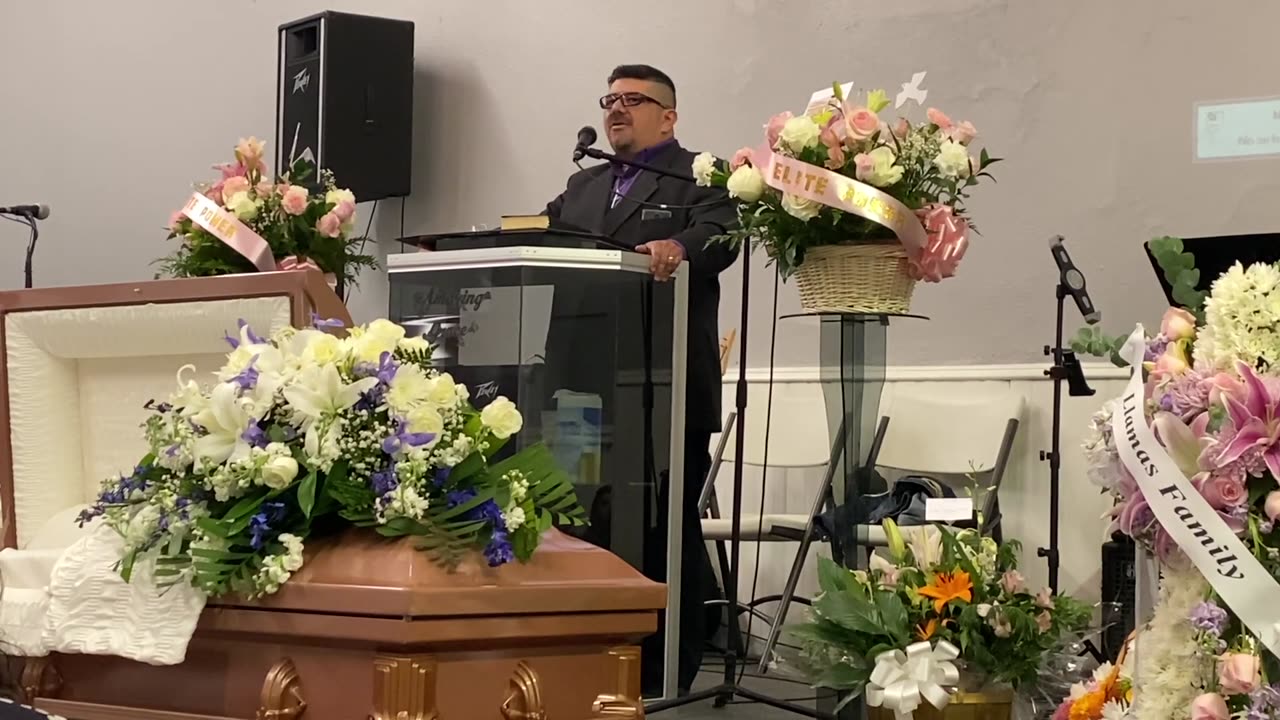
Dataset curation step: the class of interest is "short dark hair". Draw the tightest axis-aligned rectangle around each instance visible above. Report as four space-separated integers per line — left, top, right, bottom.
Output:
607 64 676 107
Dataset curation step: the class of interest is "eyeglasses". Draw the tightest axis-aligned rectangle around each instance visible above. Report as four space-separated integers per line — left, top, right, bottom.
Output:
598 92 670 110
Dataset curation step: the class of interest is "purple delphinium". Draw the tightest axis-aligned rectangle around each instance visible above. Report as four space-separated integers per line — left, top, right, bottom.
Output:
231 358 260 391
485 529 514 567
1189 600 1229 636
375 352 398 385
371 466 398 497
310 313 346 330
1248 684 1280 720
241 421 268 449
249 502 287 550
381 419 435 456
432 468 450 488
238 319 266 345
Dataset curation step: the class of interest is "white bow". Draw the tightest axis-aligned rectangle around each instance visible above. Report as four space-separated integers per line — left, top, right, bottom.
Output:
865 640 960 720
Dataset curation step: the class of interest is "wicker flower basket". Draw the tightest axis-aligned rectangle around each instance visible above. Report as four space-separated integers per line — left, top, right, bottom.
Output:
792 244 916 315
866 689 1014 720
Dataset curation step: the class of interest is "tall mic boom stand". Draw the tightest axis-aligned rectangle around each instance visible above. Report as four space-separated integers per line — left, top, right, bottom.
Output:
579 144 828 717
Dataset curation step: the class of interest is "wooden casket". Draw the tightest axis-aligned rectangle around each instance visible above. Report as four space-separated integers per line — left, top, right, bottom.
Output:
0 274 665 719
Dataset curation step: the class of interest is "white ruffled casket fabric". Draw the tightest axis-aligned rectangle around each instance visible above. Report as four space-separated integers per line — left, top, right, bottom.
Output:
0 298 291 664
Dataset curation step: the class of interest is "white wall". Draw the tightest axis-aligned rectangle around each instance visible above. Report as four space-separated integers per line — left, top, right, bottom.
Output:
713 363 1128 621
3 1 1280 366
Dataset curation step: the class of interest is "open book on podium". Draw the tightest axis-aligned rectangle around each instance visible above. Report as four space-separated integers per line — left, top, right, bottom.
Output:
386 229 692 698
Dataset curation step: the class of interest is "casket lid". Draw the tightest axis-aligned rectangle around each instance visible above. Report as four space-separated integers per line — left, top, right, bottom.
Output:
214 529 665 618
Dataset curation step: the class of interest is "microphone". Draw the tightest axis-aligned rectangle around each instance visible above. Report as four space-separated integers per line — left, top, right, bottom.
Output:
1048 235 1100 324
572 126 597 162
0 204 50 220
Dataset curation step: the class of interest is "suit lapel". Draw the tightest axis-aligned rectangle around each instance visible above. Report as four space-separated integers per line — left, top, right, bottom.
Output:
579 170 615 235
602 141 681 240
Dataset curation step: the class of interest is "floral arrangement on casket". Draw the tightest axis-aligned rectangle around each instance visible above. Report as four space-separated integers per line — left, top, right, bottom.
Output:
158 137 376 292
788 521 1090 718
77 318 585 598
690 77 1000 315
1082 257 1280 720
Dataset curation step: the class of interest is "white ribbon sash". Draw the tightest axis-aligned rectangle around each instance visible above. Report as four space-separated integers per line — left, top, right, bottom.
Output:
865 640 959 720
1112 326 1280 656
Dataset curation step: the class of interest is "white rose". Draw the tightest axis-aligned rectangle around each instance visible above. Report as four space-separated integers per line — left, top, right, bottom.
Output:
350 319 406 364
725 165 766 202
780 193 822 222
480 396 524 439
778 116 821 153
260 454 299 489
691 152 717 187
406 405 444 439
933 140 972 179
301 331 346 366
857 146 905 187
324 188 356 208
226 191 258 221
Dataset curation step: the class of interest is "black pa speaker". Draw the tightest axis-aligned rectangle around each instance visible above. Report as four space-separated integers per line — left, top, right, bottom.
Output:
1100 533 1136 659
276 11 414 202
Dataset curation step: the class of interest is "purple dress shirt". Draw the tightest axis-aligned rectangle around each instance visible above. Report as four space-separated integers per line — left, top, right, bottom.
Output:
610 138 677 209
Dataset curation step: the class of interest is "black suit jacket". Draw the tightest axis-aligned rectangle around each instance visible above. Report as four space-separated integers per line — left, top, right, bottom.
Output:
545 141 738 433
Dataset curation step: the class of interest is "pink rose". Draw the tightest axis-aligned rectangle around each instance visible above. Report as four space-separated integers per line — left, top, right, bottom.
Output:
1197 475 1247 510
333 199 356 222
844 107 880 142
204 184 224 206
989 612 1012 638
1034 588 1055 609
1265 491 1280 522
256 179 274 196
1034 610 1052 633
820 122 846 169
926 108 953 130
892 117 911 139
221 176 251 204
1161 307 1197 341
316 212 342 238
168 210 186 231
765 111 793 150
1000 569 1026 595
1219 652 1262 694
730 147 755 171
280 185 310 216
1191 693 1229 720
946 120 978 145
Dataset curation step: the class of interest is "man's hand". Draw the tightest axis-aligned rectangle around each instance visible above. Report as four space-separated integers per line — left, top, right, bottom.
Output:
635 239 685 282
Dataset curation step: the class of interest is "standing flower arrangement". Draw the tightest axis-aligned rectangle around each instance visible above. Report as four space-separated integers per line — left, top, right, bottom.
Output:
158 137 376 291
1081 254 1280 719
692 78 999 310
78 318 585 599
790 520 1089 716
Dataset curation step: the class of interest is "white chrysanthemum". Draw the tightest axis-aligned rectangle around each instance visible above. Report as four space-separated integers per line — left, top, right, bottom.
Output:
386 363 432 413
1195 262 1280 371
1130 564 1207 720
1100 699 1131 720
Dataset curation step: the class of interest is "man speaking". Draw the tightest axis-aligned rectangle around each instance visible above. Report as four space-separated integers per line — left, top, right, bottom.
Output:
545 64 738 694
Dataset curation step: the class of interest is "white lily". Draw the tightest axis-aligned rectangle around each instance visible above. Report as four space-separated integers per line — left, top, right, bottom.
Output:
172 364 207 417
191 382 254 467
283 363 378 423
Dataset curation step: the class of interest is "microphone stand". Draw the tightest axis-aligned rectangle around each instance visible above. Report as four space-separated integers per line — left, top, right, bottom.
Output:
2 211 41 289
578 145 697 184
1037 282 1094 593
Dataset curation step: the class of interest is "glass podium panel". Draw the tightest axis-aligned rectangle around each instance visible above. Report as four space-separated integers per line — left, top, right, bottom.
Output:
386 246 690 696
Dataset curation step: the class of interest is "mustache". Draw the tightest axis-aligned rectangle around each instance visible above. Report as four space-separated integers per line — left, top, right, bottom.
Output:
607 114 631 125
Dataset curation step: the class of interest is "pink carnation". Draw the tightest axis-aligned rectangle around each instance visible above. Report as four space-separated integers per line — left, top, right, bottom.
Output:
280 185 309 216
730 147 755 171
926 107 953 130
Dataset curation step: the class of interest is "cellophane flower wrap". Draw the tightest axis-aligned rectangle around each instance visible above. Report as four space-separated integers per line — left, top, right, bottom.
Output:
694 81 1000 279
1080 254 1280 719
77 318 585 598
786 520 1090 696
158 136 376 289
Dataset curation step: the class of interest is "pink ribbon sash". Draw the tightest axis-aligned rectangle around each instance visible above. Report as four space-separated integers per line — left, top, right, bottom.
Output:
181 192 274 272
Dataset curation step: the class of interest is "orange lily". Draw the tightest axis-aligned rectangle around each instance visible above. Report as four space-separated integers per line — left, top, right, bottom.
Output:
916 618 939 640
917 570 973 613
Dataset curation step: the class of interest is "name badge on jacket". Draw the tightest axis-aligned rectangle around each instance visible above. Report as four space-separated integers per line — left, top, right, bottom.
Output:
641 208 672 221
